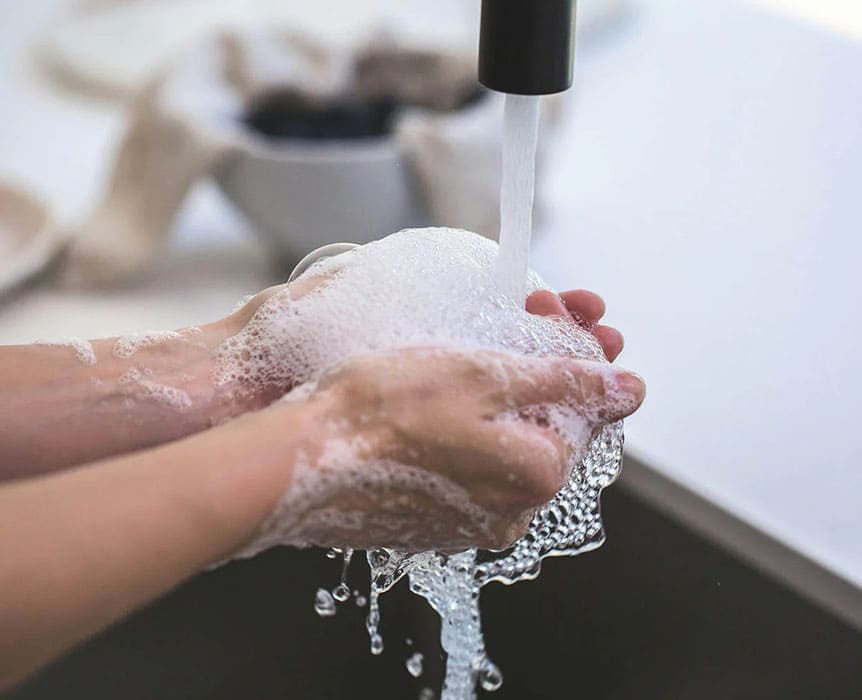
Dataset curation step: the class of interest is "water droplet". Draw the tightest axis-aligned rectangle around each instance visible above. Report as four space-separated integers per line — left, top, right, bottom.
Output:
355 595 367 607
406 652 424 678
325 548 341 560
370 633 384 655
333 583 351 602
368 549 390 568
418 688 435 700
478 660 503 691
374 573 393 590
314 588 336 617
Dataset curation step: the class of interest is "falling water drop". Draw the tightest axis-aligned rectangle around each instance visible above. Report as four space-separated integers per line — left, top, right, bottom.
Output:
314 588 336 617
332 583 351 602
478 660 503 692
406 652 424 678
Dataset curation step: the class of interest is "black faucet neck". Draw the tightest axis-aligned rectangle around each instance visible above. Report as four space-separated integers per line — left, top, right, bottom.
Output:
478 0 576 96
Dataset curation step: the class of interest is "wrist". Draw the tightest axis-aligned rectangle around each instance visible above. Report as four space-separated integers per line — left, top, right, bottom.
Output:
201 283 306 421
191 388 341 551
86 320 247 438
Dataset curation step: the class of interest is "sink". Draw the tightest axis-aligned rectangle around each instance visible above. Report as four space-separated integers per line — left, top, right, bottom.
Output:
4 482 860 699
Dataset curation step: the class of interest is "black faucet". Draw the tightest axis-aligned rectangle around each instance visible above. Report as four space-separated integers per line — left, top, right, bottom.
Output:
478 0 576 96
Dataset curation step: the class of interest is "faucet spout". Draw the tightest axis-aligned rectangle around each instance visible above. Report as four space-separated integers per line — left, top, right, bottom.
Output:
478 0 577 96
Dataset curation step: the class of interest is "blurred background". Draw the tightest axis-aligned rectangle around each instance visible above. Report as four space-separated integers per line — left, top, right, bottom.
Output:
0 0 860 698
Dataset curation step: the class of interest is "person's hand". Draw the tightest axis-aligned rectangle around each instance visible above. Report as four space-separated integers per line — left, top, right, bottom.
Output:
217 282 624 408
201 272 331 416
251 346 645 553
527 289 624 361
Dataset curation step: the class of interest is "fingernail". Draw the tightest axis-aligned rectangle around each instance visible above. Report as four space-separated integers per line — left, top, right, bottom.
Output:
615 371 645 399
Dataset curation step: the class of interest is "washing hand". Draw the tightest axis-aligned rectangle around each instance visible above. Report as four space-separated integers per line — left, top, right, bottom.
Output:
0 275 643 688
245 343 644 553
526 288 625 361
242 285 638 552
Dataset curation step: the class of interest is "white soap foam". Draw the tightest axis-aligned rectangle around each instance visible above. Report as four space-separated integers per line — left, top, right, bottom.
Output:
118 367 193 410
217 227 627 698
216 227 607 398
112 330 182 358
138 380 193 411
35 337 97 366
236 444 497 558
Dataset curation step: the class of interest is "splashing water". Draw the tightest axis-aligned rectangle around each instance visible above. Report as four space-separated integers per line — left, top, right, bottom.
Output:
314 588 336 617
406 652 424 678
298 96 624 698
236 227 625 697
221 94 625 698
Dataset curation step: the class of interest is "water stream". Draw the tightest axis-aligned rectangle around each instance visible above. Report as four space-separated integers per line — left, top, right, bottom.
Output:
312 94 625 699
495 94 541 304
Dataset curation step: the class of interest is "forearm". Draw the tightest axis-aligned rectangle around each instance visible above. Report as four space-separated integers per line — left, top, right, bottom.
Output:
0 396 325 691
0 319 252 479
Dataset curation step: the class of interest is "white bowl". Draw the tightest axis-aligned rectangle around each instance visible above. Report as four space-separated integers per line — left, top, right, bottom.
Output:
215 136 427 265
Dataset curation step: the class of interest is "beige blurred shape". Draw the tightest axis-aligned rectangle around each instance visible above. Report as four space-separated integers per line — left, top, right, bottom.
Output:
0 183 64 296
55 31 535 288
37 0 626 101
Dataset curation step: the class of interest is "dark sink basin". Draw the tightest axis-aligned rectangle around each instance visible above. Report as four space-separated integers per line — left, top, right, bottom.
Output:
5 484 860 699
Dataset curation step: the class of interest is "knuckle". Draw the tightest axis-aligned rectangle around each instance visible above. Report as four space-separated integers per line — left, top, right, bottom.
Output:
483 519 529 551
520 437 568 505
527 466 566 505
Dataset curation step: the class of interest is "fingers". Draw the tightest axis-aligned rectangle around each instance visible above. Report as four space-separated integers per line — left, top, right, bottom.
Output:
525 289 569 318
525 289 606 327
527 289 625 361
606 370 646 420
559 289 606 324
594 325 624 362
498 422 570 505
499 355 645 419
464 421 569 514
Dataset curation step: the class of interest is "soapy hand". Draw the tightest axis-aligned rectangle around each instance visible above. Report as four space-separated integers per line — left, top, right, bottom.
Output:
526 289 625 361
221 280 626 418
249 346 644 553
0 241 645 689
211 238 640 552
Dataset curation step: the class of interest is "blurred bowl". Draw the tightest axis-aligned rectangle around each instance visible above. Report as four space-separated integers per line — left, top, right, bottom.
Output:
37 0 631 101
215 136 426 266
0 183 61 297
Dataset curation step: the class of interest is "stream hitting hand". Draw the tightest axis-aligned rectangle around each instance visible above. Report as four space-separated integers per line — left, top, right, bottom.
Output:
216 96 628 699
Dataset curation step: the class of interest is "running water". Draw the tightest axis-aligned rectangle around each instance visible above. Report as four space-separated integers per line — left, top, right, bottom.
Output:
495 94 541 303
221 92 625 699
309 96 621 699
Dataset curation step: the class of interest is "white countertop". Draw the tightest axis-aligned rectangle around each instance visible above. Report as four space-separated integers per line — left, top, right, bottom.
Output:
1 0 859 613
532 0 862 593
